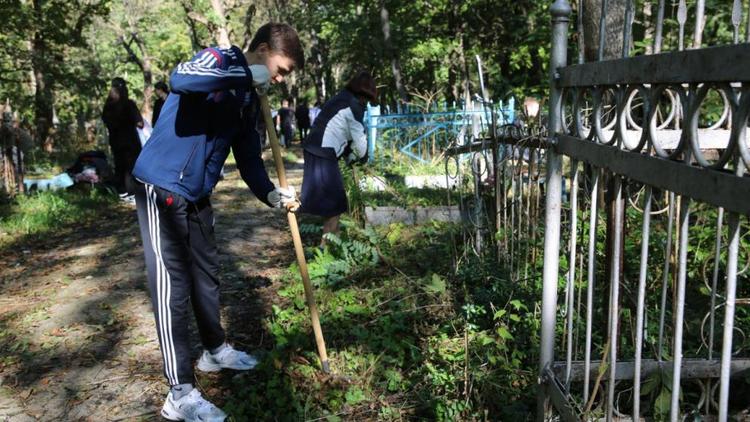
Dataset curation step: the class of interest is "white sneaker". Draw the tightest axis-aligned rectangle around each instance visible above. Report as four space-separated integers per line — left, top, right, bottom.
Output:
161 388 226 422
196 344 258 372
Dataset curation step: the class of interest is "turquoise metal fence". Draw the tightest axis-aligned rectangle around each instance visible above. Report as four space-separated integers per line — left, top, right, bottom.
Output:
365 99 515 163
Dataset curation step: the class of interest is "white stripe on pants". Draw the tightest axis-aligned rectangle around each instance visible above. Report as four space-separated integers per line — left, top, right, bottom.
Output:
144 184 179 385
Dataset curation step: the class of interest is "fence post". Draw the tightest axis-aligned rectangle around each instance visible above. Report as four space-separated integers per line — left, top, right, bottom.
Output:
367 104 380 163
507 97 515 124
537 0 571 420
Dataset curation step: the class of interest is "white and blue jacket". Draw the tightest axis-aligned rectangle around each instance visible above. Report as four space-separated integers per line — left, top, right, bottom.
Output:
133 46 274 204
303 89 368 161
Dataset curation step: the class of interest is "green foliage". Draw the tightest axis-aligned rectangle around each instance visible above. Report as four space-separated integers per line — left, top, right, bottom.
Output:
0 188 117 242
223 217 539 420
303 222 380 286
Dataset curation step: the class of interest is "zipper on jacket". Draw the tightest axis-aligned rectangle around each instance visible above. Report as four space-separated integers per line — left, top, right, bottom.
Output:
179 142 200 181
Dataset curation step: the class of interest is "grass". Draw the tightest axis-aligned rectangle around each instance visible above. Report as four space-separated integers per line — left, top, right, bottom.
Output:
343 162 471 211
0 187 118 246
284 150 300 163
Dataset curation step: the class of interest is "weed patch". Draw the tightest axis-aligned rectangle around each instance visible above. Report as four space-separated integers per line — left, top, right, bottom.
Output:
223 220 539 420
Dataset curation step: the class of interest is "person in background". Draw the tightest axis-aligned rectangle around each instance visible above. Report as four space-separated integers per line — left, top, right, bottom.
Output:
131 22 303 422
300 71 376 242
275 98 294 147
102 77 143 200
152 81 169 127
309 100 321 126
295 99 310 141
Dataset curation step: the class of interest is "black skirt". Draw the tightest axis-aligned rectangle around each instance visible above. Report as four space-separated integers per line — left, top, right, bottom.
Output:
300 150 348 217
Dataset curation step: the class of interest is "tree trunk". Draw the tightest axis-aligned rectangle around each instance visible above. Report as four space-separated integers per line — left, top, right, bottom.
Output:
379 0 408 104
583 0 627 61
450 1 471 105
643 1 653 55
457 33 471 104
181 1 204 51
310 28 327 103
447 63 458 103
120 33 153 120
31 0 55 151
582 0 627 285
210 0 231 48
241 4 256 52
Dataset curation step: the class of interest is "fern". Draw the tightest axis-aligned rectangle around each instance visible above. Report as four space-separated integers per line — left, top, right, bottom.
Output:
299 223 322 234
306 224 382 286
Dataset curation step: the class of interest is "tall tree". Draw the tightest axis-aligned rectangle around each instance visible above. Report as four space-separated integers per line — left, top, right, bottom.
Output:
26 0 109 150
379 0 408 104
583 0 627 60
119 32 154 117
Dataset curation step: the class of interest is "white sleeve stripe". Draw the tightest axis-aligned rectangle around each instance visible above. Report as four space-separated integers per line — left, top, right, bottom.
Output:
190 52 218 69
175 68 248 78
178 62 246 73
193 51 213 66
175 63 247 77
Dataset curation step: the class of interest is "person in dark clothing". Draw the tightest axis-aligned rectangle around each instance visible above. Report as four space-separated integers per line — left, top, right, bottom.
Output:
309 101 322 125
300 71 376 240
276 98 294 147
102 77 143 197
131 22 303 422
152 81 169 127
295 100 310 141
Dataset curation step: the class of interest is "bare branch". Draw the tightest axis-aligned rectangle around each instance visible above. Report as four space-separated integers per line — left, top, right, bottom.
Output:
118 34 144 72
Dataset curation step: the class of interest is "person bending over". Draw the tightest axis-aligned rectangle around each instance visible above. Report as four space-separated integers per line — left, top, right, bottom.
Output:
131 22 303 422
299 71 376 240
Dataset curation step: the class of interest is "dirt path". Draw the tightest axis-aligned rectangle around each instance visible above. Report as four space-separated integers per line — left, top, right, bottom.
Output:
0 150 304 421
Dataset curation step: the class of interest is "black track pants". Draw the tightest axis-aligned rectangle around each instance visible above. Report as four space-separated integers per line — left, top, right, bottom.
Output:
135 182 225 386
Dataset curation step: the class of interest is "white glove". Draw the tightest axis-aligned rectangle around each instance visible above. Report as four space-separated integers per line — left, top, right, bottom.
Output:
345 151 359 166
249 64 271 95
267 186 299 211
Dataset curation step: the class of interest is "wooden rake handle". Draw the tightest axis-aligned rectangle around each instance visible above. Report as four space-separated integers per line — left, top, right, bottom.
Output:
258 95 330 373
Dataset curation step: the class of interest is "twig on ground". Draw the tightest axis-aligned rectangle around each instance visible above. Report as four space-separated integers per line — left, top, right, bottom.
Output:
584 334 612 413
110 409 156 421
86 374 131 385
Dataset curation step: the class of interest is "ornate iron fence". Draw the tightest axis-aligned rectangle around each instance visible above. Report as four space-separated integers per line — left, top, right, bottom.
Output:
536 0 750 420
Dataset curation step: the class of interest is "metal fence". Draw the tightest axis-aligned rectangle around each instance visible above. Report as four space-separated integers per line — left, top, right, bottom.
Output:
364 100 515 163
534 0 750 420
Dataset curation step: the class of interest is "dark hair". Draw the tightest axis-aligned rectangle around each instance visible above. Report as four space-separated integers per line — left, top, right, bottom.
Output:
154 81 168 92
345 71 378 104
109 77 129 102
249 23 305 70
111 77 127 89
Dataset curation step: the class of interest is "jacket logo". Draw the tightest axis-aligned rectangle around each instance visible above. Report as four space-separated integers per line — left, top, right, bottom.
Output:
166 195 174 207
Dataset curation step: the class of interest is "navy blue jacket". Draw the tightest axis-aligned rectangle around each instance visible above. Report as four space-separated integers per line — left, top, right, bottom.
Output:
303 89 368 161
133 46 274 204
